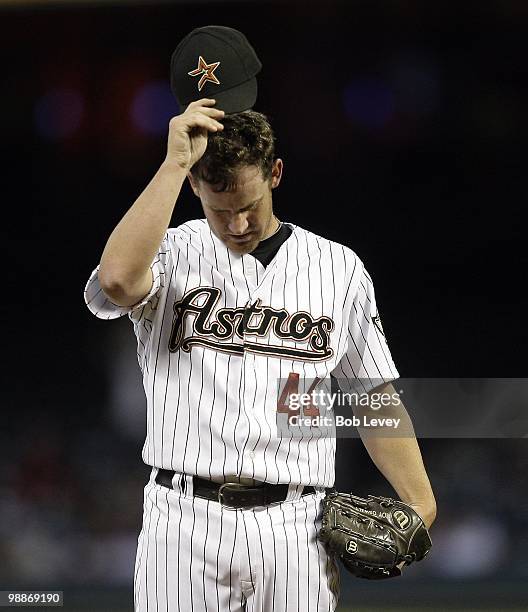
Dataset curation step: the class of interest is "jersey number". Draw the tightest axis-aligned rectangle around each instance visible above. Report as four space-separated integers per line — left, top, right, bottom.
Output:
277 372 322 417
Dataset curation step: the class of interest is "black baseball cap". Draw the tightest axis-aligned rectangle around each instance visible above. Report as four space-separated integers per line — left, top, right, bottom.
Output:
170 25 262 114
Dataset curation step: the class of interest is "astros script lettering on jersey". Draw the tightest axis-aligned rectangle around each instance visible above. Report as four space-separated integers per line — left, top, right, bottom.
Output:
169 287 334 360
84 219 398 487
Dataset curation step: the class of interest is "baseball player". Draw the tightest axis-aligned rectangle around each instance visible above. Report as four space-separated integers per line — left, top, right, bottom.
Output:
84 26 436 612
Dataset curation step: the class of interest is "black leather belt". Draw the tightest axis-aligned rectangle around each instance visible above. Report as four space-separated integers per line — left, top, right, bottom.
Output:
155 468 316 509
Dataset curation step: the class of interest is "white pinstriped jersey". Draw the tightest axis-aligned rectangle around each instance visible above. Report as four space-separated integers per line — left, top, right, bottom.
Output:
84 220 398 487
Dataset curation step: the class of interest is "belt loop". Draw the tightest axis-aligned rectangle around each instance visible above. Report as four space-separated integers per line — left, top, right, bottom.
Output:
172 472 194 497
182 474 194 497
286 484 304 502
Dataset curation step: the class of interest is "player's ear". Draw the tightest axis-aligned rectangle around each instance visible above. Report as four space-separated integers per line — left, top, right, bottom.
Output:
187 171 200 197
270 158 283 190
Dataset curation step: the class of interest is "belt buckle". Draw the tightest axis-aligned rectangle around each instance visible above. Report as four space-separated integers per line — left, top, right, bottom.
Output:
218 482 254 509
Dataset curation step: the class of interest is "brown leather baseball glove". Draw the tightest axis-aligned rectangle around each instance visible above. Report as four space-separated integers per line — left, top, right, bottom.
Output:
318 491 432 579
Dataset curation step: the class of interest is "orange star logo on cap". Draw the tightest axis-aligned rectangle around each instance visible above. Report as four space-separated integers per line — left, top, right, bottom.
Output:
188 56 221 91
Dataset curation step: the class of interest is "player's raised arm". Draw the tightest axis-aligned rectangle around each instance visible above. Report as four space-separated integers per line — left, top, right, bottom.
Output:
97 98 224 307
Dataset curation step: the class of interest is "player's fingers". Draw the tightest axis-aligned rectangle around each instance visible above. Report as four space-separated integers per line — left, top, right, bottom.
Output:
168 113 223 133
185 98 218 110
187 113 224 132
194 106 225 118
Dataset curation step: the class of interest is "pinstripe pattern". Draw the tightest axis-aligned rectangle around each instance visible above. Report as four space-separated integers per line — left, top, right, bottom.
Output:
134 473 339 612
84 218 398 611
84 219 398 486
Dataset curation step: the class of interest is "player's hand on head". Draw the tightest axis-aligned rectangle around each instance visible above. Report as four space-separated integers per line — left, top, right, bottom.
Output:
166 98 225 171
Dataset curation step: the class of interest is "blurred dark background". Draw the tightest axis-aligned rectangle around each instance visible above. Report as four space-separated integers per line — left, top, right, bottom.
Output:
2 0 527 610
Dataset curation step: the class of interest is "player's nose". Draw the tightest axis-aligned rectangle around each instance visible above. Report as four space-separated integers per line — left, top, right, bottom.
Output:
227 213 249 235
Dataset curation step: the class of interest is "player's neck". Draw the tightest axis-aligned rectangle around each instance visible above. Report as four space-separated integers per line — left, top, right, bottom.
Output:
262 215 281 241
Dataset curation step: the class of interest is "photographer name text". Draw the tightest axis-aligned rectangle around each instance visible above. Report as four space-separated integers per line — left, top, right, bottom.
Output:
288 414 401 429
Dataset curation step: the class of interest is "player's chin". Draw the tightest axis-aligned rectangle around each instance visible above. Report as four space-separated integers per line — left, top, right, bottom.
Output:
225 234 260 253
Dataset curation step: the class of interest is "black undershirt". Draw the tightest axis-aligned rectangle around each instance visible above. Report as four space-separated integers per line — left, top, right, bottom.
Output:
249 223 293 267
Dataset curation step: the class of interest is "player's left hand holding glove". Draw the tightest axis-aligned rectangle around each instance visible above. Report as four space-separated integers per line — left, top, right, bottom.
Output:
318 492 432 580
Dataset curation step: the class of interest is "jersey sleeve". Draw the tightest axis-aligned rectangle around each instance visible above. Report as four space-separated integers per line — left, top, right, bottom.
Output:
83 234 171 320
332 266 399 393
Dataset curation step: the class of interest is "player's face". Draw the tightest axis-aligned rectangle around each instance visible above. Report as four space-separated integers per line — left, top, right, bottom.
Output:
189 160 283 254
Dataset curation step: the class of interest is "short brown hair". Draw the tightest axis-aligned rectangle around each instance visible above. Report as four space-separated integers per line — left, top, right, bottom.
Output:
190 110 276 192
